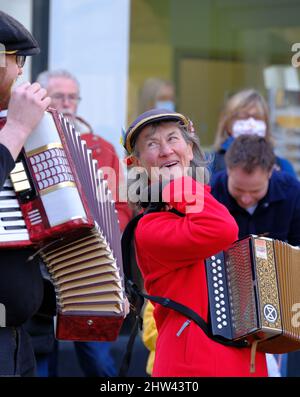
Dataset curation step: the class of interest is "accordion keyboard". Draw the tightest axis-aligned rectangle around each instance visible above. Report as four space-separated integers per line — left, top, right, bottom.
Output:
205 251 232 339
0 178 29 241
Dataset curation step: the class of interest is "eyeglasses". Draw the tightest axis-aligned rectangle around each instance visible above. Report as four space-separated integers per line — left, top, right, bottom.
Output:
16 55 26 68
51 93 81 103
0 52 26 68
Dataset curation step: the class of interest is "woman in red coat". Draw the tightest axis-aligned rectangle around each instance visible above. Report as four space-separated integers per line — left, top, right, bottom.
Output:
123 108 267 377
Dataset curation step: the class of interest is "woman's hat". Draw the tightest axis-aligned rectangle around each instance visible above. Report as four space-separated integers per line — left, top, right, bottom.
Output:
124 108 190 154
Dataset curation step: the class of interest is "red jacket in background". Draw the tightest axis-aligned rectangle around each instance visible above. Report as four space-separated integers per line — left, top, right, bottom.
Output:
134 176 267 377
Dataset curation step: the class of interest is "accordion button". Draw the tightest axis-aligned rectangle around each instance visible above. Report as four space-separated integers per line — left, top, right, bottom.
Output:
217 266 222 271
87 320 94 326
218 280 223 285
213 277 218 281
213 283 218 288
217 317 221 322
217 324 223 329
222 314 227 319
211 256 216 260
220 300 225 305
214 290 219 295
222 321 227 326
216 310 221 315
215 304 220 308
216 259 221 264
220 294 224 299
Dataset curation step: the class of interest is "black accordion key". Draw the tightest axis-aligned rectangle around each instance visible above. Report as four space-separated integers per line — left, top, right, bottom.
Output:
205 252 233 340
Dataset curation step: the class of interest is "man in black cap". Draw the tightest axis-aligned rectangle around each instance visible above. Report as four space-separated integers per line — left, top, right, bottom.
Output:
0 10 51 376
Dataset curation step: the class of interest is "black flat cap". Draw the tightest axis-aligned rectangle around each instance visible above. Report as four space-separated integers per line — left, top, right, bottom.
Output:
124 108 190 154
0 11 40 56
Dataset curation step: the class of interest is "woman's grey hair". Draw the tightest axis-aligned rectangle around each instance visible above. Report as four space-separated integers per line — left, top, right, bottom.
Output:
36 69 80 91
127 121 210 210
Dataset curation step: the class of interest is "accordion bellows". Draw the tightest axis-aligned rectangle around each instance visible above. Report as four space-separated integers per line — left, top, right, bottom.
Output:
205 235 300 353
6 109 125 341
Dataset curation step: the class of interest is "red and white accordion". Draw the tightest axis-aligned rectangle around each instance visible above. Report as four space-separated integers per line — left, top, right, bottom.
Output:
0 109 125 341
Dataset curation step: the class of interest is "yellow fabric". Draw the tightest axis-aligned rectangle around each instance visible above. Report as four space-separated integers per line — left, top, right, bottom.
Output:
142 300 158 375
0 50 18 54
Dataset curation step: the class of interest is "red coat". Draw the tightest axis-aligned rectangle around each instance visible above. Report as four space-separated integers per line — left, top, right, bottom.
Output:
135 176 267 377
81 132 132 231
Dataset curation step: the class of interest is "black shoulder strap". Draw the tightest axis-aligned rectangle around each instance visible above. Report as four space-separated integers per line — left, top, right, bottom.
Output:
121 212 144 282
126 280 248 348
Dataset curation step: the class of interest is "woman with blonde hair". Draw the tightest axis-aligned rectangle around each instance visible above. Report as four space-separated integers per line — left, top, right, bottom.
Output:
212 89 296 177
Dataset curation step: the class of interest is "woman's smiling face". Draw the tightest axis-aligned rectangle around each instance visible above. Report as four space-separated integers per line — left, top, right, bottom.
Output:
133 121 194 182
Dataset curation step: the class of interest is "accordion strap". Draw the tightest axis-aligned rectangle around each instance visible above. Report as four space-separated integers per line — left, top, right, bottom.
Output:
127 280 248 349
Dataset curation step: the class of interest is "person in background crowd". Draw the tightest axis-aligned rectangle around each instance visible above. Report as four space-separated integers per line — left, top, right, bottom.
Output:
123 108 267 376
211 89 297 178
137 77 176 115
0 10 51 376
142 300 157 376
211 134 300 377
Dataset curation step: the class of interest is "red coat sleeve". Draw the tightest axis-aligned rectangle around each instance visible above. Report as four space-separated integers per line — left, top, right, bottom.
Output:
136 176 239 268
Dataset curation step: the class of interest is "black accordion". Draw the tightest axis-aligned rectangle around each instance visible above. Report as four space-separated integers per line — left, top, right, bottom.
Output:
205 235 300 353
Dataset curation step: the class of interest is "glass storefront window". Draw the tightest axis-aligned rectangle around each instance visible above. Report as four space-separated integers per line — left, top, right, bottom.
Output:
128 0 300 175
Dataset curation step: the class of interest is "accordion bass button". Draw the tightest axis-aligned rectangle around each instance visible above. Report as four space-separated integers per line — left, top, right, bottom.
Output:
87 320 94 326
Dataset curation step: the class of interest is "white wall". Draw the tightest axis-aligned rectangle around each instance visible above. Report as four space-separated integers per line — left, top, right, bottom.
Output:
49 0 131 158
0 0 32 83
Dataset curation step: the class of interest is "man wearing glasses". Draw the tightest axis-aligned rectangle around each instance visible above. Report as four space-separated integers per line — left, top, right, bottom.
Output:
0 11 51 376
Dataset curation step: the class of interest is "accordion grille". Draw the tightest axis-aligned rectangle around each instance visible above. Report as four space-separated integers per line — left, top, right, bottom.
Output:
226 238 258 339
42 228 124 316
